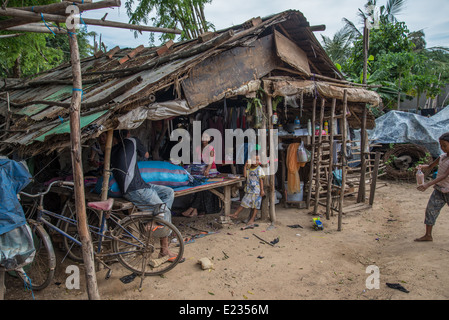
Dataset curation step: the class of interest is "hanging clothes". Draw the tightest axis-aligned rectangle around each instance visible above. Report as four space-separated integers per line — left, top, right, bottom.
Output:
286 143 306 194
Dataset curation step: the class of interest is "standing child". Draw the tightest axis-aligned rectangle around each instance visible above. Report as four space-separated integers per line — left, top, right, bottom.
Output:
415 132 449 242
228 153 265 225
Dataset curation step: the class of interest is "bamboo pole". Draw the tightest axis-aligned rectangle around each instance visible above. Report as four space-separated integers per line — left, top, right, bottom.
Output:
369 152 381 206
265 93 276 223
101 130 113 201
357 105 367 203
313 98 325 215
0 7 182 34
325 98 336 219
0 268 5 300
15 0 121 15
6 23 67 33
67 27 100 300
338 90 348 231
306 97 316 209
0 33 25 38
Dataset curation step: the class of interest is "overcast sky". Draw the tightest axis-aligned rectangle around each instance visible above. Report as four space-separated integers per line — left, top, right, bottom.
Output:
82 0 449 50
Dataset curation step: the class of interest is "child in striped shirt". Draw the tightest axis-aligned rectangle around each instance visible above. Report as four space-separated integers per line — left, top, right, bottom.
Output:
415 132 449 241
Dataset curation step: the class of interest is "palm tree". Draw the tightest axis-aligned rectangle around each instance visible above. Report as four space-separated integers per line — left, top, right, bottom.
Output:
342 0 407 39
321 28 355 67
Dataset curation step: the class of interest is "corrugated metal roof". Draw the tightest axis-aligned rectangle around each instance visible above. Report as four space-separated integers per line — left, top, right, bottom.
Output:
0 10 357 157
33 110 108 143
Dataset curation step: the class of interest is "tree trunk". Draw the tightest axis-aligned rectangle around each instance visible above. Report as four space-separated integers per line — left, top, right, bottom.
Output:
362 23 369 85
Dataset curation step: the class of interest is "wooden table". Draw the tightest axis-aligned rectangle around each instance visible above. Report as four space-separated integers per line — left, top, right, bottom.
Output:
84 175 245 216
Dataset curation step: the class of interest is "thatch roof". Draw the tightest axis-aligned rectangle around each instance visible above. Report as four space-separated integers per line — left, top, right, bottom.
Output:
0 10 380 157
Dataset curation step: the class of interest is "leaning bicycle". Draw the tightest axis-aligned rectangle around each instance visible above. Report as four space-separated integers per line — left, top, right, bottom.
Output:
19 180 185 291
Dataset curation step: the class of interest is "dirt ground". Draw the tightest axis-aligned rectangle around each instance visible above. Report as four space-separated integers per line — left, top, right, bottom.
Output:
4 179 449 301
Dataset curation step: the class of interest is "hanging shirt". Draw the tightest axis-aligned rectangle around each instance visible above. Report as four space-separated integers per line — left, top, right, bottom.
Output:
111 137 148 194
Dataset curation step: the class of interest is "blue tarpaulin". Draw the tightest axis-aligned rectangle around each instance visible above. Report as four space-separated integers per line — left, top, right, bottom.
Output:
367 106 449 158
0 159 32 235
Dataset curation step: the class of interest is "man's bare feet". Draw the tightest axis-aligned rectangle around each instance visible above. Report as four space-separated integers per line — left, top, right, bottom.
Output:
414 235 433 242
190 208 198 217
181 207 194 217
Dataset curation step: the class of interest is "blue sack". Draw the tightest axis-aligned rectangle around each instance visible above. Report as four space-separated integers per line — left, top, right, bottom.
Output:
94 161 190 198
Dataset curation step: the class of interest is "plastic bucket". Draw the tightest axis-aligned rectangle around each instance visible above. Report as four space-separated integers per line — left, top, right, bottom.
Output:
285 181 304 201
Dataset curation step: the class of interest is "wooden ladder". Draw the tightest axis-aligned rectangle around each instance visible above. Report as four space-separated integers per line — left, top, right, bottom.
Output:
306 92 349 231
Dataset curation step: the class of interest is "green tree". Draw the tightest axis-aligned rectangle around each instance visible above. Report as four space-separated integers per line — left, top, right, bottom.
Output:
327 0 446 111
0 0 95 78
124 0 214 45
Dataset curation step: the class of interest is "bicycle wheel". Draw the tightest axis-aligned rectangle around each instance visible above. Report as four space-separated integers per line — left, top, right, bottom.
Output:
61 203 100 262
24 220 56 291
113 215 184 276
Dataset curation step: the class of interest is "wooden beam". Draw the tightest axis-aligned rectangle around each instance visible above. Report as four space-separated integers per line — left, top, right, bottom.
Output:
309 24 326 32
265 93 276 223
369 152 381 206
0 33 25 38
67 25 100 300
306 97 316 209
12 0 120 15
338 90 348 232
357 105 368 203
6 23 67 34
313 98 325 215
0 7 182 34
325 98 336 219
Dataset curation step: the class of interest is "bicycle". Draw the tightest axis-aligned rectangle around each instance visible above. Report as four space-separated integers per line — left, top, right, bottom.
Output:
18 180 185 291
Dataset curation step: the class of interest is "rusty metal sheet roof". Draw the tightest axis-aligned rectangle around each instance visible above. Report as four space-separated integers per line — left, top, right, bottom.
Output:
0 10 354 157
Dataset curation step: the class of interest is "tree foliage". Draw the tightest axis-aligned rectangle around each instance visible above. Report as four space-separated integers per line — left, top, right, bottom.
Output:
124 0 214 45
0 0 95 78
322 0 449 112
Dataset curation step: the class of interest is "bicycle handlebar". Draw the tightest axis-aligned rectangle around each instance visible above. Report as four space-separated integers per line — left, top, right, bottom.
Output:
20 180 74 198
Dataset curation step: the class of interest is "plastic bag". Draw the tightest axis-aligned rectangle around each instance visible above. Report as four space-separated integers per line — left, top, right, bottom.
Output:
297 141 308 163
0 223 35 271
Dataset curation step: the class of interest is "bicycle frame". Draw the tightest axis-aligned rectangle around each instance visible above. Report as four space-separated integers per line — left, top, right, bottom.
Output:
21 181 157 259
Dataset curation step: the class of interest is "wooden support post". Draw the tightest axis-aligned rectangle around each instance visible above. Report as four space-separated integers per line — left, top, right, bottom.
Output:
67 28 100 300
266 93 276 223
223 185 231 217
260 94 269 221
357 105 367 203
369 152 381 206
313 98 325 215
338 90 348 231
0 268 5 300
101 130 113 201
325 98 336 219
306 97 317 209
